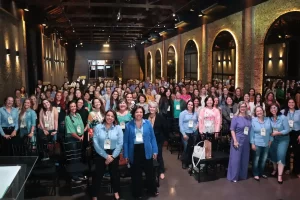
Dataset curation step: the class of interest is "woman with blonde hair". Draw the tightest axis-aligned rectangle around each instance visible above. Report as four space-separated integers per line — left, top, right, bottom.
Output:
227 101 252 182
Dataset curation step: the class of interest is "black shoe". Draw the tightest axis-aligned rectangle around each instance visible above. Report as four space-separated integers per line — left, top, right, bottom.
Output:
71 177 82 184
278 175 283 184
78 176 87 181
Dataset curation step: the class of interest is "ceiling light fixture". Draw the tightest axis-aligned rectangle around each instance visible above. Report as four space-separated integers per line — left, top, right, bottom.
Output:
190 8 194 12
198 13 203 17
175 20 188 28
103 43 110 47
42 23 47 27
172 13 176 17
24 7 29 12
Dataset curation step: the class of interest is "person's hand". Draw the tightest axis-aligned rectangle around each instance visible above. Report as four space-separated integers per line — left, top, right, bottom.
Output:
85 107 89 111
214 132 219 139
233 140 239 148
3 134 11 139
153 154 157 160
106 155 114 165
51 131 57 136
183 134 189 141
251 144 256 151
28 132 34 138
79 136 84 141
297 136 300 144
271 131 280 137
200 132 203 135
10 131 17 137
43 130 49 135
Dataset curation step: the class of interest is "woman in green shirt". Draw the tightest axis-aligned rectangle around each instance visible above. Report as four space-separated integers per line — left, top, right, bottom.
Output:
116 98 132 131
65 101 86 183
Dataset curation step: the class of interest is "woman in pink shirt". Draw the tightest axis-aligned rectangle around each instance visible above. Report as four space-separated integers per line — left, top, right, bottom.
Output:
198 96 221 154
180 87 191 102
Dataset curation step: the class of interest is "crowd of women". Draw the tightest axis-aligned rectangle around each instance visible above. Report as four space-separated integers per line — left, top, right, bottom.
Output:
0 77 300 199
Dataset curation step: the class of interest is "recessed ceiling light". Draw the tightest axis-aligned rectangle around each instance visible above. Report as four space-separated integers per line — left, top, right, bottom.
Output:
158 24 160 27
190 8 194 12
175 18 178 21
173 13 176 17
164 25 166 27
102 29 105 31
94 24 96 27
24 8 29 12
198 13 203 17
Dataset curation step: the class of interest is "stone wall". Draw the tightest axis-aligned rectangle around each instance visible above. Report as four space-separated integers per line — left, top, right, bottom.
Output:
144 0 300 93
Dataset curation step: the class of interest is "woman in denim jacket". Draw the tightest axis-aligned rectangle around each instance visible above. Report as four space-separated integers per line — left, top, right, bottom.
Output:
19 99 37 144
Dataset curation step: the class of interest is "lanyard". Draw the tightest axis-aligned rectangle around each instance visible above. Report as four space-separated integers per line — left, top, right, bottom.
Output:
288 111 295 121
271 117 278 129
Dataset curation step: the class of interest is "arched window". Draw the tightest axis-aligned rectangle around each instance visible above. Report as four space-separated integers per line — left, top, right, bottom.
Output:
184 40 198 81
263 11 300 102
167 46 176 81
155 50 162 79
212 31 236 85
147 52 151 78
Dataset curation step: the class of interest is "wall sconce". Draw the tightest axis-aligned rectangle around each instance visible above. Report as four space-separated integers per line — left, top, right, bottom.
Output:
279 57 283 60
268 57 272 61
6 49 10 55
16 51 20 57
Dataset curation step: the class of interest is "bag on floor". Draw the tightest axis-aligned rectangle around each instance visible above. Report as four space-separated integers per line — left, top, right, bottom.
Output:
204 140 212 159
192 141 205 169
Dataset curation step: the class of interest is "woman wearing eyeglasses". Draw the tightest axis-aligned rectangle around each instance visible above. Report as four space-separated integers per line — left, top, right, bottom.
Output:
268 103 290 184
227 101 252 182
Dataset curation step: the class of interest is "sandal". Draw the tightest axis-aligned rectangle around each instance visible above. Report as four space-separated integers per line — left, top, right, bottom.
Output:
270 170 277 177
277 175 283 184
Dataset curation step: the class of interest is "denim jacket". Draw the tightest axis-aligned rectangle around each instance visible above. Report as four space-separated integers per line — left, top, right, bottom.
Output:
0 107 19 136
20 109 37 135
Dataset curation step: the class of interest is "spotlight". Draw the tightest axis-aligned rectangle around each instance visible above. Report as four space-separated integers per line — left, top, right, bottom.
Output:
172 13 176 17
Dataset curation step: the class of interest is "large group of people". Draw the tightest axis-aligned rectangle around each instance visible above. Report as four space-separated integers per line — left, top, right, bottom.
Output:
1 76 300 199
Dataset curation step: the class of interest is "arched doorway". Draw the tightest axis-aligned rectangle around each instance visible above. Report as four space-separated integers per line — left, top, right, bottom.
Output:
155 50 162 79
167 46 176 81
146 52 152 79
184 40 198 81
263 11 300 103
212 31 236 85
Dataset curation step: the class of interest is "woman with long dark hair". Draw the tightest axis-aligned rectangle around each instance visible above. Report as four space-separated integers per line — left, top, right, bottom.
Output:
92 110 123 200
52 91 67 141
282 98 300 177
105 90 119 111
39 99 58 142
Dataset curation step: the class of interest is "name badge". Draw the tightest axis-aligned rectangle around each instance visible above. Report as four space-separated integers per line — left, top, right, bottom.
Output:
57 107 61 113
230 113 233 119
261 128 266 136
44 123 49 128
8 117 13 125
288 120 294 128
176 105 180 110
244 127 249 135
188 120 194 128
136 133 143 142
273 128 278 132
167 106 170 111
104 139 111 149
77 125 81 134
20 121 26 128
120 122 125 129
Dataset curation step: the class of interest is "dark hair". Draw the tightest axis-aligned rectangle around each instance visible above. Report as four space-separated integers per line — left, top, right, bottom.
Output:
84 91 90 101
137 94 147 103
254 93 263 107
131 105 145 119
283 98 299 116
186 100 195 113
103 109 119 126
116 98 127 111
204 96 215 107
267 103 282 117
192 96 201 107
110 91 119 109
91 98 105 115
249 88 256 96
3 96 14 105
225 96 234 106
41 99 53 114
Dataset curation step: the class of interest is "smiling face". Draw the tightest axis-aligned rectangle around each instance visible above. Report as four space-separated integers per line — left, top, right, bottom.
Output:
105 111 115 125
270 105 278 116
56 92 62 101
244 94 250 102
30 96 37 104
206 98 213 108
134 108 144 120
239 103 247 114
288 99 295 109
112 91 119 100
126 94 133 103
23 99 31 109
69 102 77 114
119 101 127 111
77 99 84 109
42 100 51 110
93 99 101 109
149 104 156 114
255 107 264 118
226 97 233 105
187 101 194 111
6 97 14 107
193 99 199 107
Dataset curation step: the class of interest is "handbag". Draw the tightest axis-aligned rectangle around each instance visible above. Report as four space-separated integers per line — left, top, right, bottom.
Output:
204 140 212 159
192 141 205 169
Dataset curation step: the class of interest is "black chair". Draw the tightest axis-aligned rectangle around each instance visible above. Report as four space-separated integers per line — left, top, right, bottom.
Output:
12 139 58 196
167 131 182 155
63 140 89 195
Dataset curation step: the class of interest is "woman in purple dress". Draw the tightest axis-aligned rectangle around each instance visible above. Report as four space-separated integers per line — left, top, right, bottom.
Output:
227 101 252 182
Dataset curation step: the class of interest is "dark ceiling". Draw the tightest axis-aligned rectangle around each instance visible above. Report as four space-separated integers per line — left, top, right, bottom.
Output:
16 0 268 46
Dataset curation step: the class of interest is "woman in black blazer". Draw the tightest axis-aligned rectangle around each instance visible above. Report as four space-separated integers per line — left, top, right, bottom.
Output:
221 96 238 136
145 101 168 180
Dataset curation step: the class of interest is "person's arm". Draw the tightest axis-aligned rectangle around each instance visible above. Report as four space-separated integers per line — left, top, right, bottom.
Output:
214 109 221 133
198 109 204 134
93 125 108 159
250 120 255 144
149 122 158 155
53 107 58 131
123 123 130 159
179 111 186 136
30 111 37 134
13 109 19 132
222 107 231 122
230 117 238 145
65 116 78 139
279 116 290 135
105 100 110 111
0 111 5 136
112 126 124 158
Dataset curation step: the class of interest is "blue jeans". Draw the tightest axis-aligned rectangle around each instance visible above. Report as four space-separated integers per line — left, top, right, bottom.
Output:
252 145 269 176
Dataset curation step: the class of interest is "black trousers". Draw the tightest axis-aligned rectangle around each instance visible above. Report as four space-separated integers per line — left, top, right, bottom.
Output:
286 130 300 174
131 144 157 198
92 150 120 197
0 127 17 156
